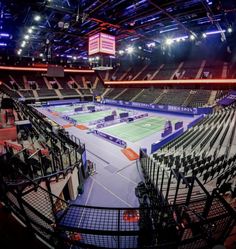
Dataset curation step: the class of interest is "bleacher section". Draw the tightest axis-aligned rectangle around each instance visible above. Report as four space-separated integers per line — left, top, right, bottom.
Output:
59 88 79 97
202 60 224 78
149 106 236 193
181 60 202 79
79 88 92 95
0 81 235 249
134 88 162 103
185 90 211 107
116 88 142 101
157 89 190 106
104 88 123 99
154 63 180 80
37 89 57 98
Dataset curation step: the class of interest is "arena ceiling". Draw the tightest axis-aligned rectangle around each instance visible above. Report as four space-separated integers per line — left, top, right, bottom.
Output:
0 0 236 61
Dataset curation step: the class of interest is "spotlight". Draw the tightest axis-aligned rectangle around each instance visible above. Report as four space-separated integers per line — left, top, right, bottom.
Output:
166 38 173 45
96 56 100 60
147 42 155 48
28 28 33 34
228 27 233 33
39 53 43 57
118 50 124 55
24 35 30 40
21 41 26 47
190 35 195 40
202 33 207 38
127 47 134 54
34 15 41 21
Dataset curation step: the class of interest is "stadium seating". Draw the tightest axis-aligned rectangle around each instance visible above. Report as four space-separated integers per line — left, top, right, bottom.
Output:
116 88 143 101
148 106 236 196
134 88 163 103
185 90 211 107
156 89 190 106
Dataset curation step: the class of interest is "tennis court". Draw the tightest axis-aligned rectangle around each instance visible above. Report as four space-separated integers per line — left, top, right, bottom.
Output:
101 116 176 142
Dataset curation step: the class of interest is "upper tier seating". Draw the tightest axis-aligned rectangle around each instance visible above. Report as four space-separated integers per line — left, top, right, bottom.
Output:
181 60 202 79
154 63 180 80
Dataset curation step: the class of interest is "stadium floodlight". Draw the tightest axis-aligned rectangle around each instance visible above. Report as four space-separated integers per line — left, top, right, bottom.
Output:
126 47 134 54
34 15 41 21
147 42 155 48
166 38 173 45
21 41 26 47
28 28 33 34
24 35 30 40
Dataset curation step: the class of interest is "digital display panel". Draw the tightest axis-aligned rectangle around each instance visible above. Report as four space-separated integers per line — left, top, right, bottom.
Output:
99 33 115 55
88 33 115 55
88 34 100 55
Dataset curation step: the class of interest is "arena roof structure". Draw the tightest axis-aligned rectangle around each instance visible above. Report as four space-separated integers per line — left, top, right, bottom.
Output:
0 0 236 63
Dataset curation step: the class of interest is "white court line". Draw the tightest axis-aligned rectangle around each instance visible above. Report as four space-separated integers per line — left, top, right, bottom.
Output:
91 177 132 207
116 172 137 185
78 179 95 226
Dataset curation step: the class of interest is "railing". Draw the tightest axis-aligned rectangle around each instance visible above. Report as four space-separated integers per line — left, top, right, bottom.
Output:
0 151 235 249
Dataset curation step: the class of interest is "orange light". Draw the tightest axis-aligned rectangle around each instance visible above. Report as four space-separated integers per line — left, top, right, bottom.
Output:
70 232 82 241
0 66 94 73
105 79 236 84
123 210 140 222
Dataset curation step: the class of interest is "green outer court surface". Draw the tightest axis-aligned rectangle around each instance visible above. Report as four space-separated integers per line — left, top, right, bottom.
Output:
101 116 175 142
71 110 126 123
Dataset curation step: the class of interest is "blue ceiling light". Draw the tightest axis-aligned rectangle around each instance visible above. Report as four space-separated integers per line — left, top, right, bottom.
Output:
160 27 178 34
206 30 226 35
0 33 10 37
206 0 213 5
172 35 188 42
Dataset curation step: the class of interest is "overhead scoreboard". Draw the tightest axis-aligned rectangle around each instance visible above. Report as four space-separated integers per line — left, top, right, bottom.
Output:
88 33 115 56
